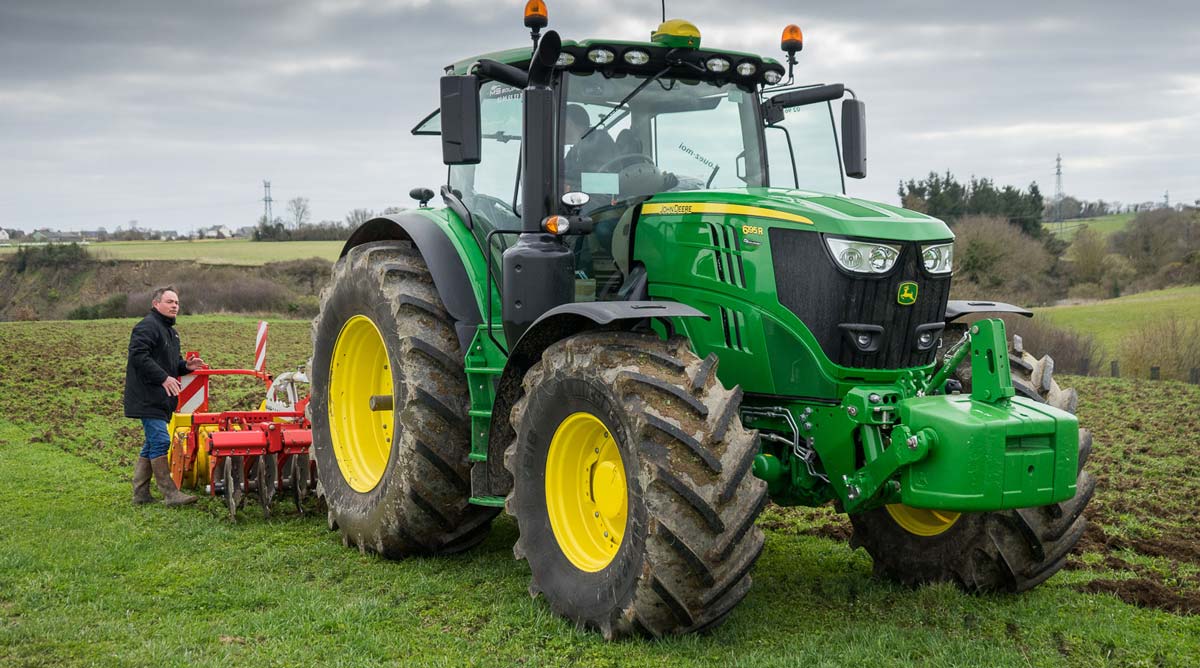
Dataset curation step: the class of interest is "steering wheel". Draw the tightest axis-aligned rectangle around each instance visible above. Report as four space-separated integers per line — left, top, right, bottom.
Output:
596 153 655 173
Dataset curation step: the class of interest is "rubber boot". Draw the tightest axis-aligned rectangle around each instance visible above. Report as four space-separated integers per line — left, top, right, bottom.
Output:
132 457 154 505
150 456 197 506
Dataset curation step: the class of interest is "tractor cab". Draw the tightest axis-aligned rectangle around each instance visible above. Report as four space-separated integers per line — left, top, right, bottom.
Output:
417 18 864 305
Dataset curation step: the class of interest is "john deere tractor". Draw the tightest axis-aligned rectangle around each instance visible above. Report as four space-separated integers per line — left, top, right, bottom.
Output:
309 6 1093 639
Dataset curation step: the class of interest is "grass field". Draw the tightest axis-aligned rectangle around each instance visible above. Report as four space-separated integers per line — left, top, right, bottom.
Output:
1034 285 1200 353
0 239 343 265
1 318 1198 666
1044 213 1135 241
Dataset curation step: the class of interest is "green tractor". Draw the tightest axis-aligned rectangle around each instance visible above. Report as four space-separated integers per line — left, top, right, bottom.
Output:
309 7 1093 639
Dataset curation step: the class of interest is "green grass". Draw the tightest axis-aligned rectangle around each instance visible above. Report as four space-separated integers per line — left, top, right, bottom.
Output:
0 239 343 265
1 319 1198 666
1044 213 1135 241
1034 285 1200 353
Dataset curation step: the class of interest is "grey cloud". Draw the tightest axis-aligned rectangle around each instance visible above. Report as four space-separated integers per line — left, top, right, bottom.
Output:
1 1 1197 231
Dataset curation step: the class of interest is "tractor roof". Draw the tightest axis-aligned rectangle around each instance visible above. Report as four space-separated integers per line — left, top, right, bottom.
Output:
446 38 782 87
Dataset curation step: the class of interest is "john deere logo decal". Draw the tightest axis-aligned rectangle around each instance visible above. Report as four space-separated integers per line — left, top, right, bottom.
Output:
897 282 918 305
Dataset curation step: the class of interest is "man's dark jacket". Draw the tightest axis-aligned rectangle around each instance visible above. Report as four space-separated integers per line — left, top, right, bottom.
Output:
124 309 190 421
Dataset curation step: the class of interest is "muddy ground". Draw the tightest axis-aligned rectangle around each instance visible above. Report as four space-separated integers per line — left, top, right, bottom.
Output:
1 321 1197 616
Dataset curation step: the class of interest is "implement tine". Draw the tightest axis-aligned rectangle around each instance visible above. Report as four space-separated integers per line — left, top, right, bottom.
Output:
257 454 278 519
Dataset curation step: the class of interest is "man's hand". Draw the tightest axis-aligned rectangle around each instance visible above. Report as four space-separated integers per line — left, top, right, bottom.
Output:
185 357 205 371
162 377 182 397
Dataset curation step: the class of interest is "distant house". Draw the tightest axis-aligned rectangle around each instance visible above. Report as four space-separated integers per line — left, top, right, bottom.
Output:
198 225 234 239
30 230 48 242
0 229 9 242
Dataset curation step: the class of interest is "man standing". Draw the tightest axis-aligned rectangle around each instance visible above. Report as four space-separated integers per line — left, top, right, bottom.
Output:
124 286 203 506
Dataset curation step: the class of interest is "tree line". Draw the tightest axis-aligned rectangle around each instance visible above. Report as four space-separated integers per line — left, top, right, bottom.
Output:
899 171 1199 305
252 197 405 242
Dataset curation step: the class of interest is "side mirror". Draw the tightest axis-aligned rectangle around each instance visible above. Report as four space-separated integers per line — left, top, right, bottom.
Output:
440 75 481 165
841 98 866 179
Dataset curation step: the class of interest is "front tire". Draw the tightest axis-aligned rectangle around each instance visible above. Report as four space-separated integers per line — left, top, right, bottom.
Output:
310 241 496 557
505 332 766 638
849 337 1096 591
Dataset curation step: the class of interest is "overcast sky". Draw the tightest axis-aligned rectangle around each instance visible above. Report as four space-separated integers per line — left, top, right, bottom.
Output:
2 0 1197 233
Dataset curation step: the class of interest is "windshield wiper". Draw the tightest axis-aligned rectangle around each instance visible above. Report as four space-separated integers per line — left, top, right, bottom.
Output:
581 66 672 141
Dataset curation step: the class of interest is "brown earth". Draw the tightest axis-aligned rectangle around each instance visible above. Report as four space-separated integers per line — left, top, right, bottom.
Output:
1079 579 1200 615
1 322 1198 618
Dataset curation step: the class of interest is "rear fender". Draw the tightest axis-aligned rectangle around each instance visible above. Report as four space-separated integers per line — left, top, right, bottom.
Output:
341 213 486 352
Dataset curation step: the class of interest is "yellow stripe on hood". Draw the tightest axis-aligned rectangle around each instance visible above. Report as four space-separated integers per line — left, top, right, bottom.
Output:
641 202 814 225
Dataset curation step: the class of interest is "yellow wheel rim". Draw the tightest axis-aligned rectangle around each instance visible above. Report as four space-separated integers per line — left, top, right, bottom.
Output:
328 315 394 493
545 412 628 572
885 504 961 537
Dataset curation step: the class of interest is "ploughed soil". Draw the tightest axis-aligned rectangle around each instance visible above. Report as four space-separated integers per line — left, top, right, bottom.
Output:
1 321 1198 616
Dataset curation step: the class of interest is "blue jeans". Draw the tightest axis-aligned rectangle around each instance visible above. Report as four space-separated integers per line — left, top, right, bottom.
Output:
140 418 170 459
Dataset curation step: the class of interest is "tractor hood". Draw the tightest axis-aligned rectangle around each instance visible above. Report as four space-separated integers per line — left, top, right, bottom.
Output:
641 188 953 242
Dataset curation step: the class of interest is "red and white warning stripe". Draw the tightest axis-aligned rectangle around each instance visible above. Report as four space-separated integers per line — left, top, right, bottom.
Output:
254 320 268 372
178 374 208 413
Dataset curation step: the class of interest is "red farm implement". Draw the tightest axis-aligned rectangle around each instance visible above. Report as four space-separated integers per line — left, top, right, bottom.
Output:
166 321 317 520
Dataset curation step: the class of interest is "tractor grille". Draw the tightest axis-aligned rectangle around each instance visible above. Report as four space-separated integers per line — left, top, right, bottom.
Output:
769 228 952 370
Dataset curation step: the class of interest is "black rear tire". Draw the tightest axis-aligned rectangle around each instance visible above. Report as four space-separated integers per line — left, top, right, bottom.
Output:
849 336 1095 591
505 331 766 638
310 240 496 557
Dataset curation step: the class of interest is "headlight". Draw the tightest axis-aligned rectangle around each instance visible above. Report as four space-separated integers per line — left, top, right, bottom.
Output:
921 243 953 273
825 238 901 274
763 69 783 85
736 61 757 77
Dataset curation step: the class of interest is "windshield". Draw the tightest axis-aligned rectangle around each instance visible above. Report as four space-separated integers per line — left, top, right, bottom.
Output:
562 72 767 206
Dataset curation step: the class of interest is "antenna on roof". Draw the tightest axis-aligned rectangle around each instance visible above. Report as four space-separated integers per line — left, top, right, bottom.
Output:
662 1 666 23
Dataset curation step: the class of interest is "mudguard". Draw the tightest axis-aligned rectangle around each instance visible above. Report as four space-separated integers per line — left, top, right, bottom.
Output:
945 300 1033 322
478 300 709 497
341 214 483 351
506 301 710 371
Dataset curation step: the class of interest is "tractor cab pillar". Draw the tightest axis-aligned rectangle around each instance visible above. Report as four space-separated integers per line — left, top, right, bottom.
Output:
501 30 577 344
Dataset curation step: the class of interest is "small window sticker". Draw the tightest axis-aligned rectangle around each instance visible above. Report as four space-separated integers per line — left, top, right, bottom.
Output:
580 172 619 194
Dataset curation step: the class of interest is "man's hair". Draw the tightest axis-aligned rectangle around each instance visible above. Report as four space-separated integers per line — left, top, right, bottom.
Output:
151 286 177 303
